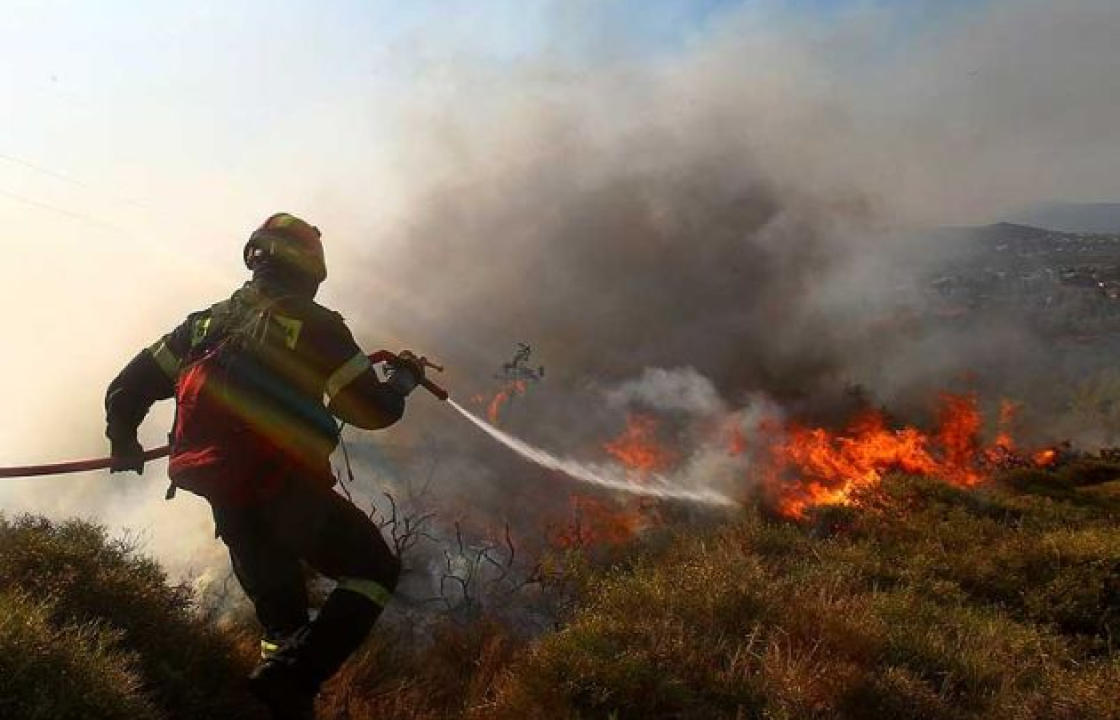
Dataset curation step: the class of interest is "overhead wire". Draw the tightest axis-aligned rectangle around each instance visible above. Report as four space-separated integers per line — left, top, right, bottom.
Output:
0 150 148 210
0 185 128 235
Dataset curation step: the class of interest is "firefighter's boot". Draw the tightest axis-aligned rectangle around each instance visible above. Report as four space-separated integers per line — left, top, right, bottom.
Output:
247 658 317 720
296 586 382 681
248 586 383 716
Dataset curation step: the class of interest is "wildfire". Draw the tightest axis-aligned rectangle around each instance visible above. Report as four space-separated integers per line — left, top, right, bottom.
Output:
553 414 675 547
487 380 528 424
603 413 676 475
1033 448 1058 467
543 389 1067 546
552 495 653 548
763 393 1057 519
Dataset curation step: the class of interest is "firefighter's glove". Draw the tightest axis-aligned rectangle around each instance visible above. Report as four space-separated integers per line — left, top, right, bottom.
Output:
109 436 145 475
386 350 424 396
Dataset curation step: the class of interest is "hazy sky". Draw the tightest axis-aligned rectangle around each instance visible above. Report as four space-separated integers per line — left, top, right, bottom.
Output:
0 0 989 458
0 0 771 576
1 0 1117 578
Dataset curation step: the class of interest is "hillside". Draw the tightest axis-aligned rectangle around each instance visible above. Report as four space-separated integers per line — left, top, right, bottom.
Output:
484 467 1120 719
1007 203 1120 235
1 462 1117 719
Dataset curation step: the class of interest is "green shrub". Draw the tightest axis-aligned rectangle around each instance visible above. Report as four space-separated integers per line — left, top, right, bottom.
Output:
0 514 263 720
0 590 160 720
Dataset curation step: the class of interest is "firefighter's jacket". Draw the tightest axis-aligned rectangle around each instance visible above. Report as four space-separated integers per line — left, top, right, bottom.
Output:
105 281 405 505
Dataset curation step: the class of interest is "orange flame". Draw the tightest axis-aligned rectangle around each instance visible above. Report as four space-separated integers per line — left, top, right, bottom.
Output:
552 391 1065 546
551 414 677 548
603 413 676 475
766 393 1015 519
487 380 528 424
994 399 1020 451
1032 448 1058 467
727 423 749 457
552 494 654 548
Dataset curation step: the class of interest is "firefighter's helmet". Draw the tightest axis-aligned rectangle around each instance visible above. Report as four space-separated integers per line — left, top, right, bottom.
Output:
243 213 327 283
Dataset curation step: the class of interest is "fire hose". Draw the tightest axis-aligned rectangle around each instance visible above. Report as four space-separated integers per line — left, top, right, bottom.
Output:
0 351 448 480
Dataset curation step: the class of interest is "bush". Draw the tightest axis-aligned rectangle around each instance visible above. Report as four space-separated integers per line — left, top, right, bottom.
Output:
0 514 263 720
0 590 160 720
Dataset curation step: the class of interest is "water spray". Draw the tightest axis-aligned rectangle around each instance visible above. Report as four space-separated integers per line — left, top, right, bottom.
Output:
447 399 738 507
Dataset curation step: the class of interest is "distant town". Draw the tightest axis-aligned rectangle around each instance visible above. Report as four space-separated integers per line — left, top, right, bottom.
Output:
925 222 1120 339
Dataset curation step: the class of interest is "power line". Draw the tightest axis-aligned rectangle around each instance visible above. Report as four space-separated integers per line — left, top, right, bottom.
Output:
0 150 148 210
0 186 126 235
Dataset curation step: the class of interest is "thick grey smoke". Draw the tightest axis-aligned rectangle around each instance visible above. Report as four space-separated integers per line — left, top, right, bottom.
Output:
334 0 1120 550
349 0 1117 402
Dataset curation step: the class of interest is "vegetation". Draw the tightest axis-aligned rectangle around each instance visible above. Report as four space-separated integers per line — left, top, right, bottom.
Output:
0 515 264 719
0 464 1117 719
484 468 1120 719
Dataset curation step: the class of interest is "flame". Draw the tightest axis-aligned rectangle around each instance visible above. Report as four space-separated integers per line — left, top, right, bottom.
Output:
552 414 677 548
1032 448 1058 467
766 393 1016 519
994 399 1020 451
543 390 1068 547
726 421 749 457
552 494 655 548
487 380 528 424
603 413 676 475
934 393 983 486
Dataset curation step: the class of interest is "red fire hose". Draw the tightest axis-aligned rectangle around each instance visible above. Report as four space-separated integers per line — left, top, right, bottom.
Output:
0 351 448 480
0 446 171 478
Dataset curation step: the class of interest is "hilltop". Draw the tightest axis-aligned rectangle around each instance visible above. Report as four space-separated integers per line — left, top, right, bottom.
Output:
1007 202 1120 235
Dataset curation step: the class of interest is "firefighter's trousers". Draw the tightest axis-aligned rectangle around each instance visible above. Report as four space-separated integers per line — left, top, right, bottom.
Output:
212 476 401 688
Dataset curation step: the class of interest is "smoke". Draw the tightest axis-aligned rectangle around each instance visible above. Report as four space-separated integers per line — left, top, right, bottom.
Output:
347 0 1118 410
607 367 725 416
335 0 1120 547
3 0 1119 580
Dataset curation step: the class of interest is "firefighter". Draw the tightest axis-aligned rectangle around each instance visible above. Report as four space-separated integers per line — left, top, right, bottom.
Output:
104 213 421 719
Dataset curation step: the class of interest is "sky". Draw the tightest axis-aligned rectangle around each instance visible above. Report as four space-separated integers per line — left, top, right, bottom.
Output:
1 0 1118 579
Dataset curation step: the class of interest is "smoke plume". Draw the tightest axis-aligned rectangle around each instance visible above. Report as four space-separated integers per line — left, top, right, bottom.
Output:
335 0 1120 556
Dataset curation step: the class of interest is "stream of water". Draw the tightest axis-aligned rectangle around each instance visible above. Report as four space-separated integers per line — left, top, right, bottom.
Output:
448 399 738 507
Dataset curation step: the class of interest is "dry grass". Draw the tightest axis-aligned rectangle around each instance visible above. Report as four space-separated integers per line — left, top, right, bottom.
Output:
2 465 1116 719
481 471 1120 719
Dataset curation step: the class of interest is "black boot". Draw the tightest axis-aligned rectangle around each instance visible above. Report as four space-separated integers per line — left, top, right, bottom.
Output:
247 655 317 720
248 588 381 717
289 587 382 684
